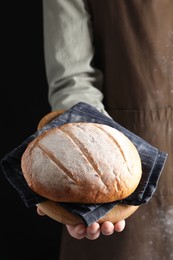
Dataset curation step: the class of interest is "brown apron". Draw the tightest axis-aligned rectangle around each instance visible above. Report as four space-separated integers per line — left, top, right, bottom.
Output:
59 1 173 259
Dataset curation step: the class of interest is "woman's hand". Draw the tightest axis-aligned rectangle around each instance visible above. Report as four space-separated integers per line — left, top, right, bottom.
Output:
37 205 125 240
66 220 125 240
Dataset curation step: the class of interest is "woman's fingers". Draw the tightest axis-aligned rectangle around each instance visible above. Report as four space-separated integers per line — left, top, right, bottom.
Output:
66 224 87 239
100 221 114 235
114 220 126 232
66 223 100 240
86 223 100 240
36 206 46 216
66 220 126 240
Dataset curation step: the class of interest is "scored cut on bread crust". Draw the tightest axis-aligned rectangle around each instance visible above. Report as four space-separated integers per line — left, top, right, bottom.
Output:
21 122 142 204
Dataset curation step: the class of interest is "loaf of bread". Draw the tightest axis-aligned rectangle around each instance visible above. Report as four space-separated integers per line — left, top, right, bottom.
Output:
21 122 142 204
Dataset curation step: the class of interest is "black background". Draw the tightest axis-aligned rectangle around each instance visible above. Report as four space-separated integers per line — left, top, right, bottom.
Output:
1 1 62 259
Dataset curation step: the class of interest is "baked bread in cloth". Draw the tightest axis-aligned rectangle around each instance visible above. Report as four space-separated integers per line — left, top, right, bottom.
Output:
21 122 142 204
0 102 168 226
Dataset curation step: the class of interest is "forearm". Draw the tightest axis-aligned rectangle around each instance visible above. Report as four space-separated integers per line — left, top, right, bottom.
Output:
43 0 108 115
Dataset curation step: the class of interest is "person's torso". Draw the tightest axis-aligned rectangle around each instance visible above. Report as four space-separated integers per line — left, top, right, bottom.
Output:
87 0 173 196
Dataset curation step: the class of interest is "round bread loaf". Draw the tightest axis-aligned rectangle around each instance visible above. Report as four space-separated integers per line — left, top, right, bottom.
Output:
21 122 142 204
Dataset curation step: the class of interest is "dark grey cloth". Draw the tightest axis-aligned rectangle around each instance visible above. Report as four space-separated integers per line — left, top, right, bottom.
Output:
0 102 168 226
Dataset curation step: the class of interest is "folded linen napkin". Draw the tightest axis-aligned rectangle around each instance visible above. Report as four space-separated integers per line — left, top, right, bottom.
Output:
0 102 168 226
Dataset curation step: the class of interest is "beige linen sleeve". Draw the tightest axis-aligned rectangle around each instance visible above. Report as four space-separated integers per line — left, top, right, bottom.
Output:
43 0 108 115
